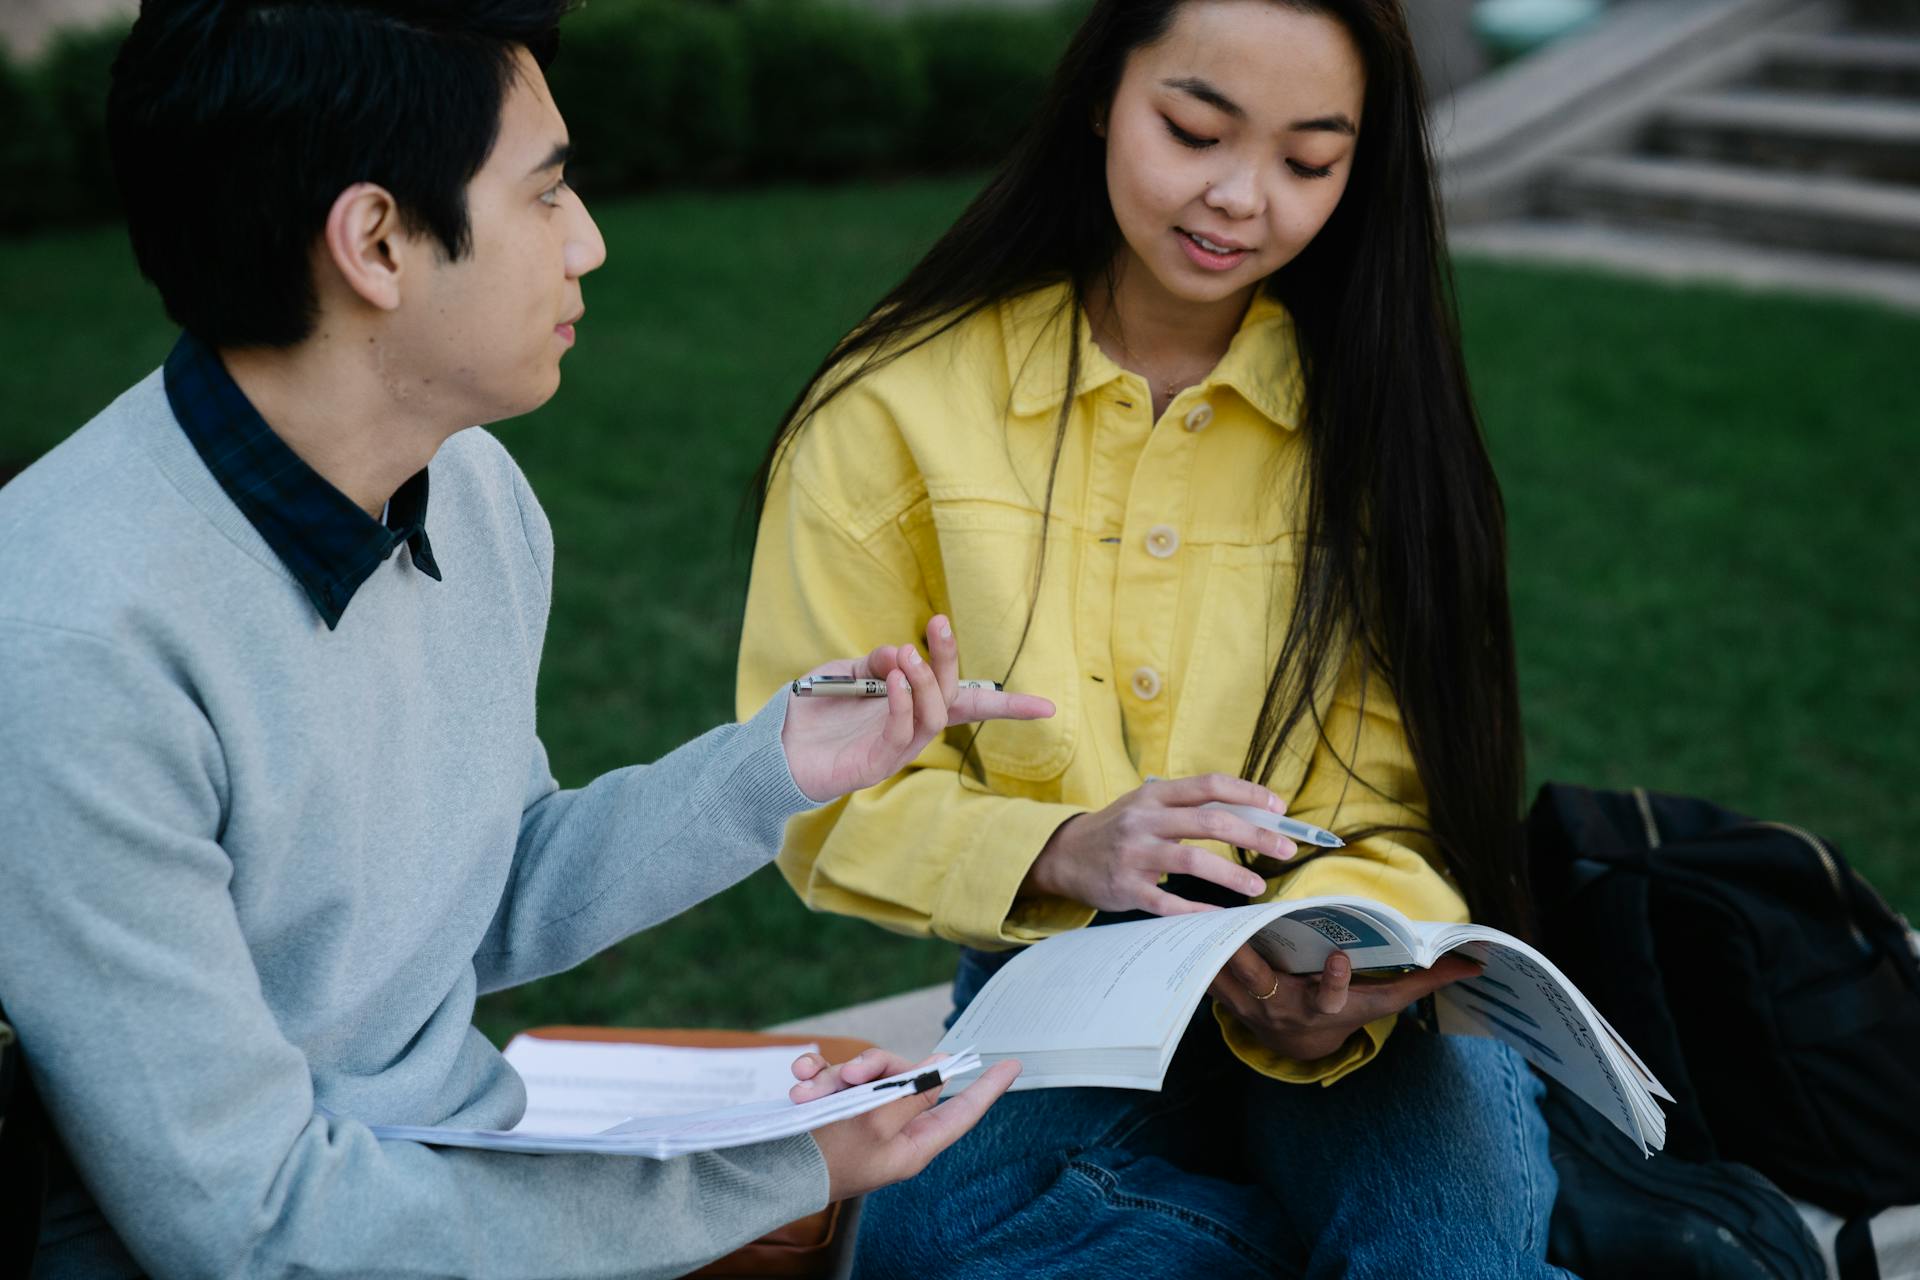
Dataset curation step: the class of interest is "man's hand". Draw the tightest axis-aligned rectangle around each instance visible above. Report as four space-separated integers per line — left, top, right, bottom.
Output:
789 1047 1023 1202
780 615 1053 804
1207 946 1482 1062
1020 774 1292 916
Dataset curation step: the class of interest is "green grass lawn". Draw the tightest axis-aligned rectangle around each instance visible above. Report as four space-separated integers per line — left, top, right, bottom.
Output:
3 177 1916 1043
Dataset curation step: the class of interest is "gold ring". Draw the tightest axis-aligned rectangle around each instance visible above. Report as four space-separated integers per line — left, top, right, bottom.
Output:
1250 975 1281 1001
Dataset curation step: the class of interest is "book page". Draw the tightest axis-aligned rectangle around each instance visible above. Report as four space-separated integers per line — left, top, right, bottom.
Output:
1412 921 1675 1107
1249 899 1422 973
939 905 1285 1067
502 1037 817 1135
1428 937 1662 1148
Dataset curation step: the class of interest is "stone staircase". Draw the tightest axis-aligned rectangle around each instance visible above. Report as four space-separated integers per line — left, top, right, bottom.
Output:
1449 16 1920 309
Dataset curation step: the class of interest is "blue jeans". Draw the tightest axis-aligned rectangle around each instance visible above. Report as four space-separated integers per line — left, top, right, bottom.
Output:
854 946 1569 1279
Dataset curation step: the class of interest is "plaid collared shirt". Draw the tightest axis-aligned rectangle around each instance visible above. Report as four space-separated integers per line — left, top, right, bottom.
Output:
163 332 441 629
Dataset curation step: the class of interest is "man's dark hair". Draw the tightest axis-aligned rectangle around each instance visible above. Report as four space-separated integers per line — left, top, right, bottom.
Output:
109 0 572 349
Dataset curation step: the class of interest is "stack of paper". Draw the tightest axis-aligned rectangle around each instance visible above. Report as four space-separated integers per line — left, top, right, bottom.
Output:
502 1037 816 1135
369 1039 982 1159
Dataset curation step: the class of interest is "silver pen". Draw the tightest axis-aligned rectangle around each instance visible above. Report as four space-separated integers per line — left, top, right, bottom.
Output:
792 674 1004 697
1142 775 1345 848
1201 801 1346 849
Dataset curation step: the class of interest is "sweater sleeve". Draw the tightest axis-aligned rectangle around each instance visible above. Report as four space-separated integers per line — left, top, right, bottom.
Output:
473 690 819 992
1213 646 1470 1086
737 417 1092 951
0 620 828 1280
469 444 823 992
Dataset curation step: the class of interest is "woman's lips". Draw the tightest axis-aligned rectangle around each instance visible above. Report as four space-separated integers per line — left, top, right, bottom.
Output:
1176 228 1251 271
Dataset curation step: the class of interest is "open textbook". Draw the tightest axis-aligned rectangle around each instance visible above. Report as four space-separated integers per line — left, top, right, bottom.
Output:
936 897 1674 1153
367 1037 983 1159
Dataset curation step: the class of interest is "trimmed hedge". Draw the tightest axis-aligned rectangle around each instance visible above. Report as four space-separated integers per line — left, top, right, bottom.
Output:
0 53 49 234
905 5 1079 169
739 0 929 179
0 0 1084 236
35 22 125 221
547 0 753 191
1 20 128 234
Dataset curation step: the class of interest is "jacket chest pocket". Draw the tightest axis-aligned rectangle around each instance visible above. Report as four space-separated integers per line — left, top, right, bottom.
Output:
902 500 1081 783
1167 537 1300 783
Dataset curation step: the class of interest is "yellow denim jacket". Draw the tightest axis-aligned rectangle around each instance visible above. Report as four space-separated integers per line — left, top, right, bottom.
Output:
738 282 1468 1085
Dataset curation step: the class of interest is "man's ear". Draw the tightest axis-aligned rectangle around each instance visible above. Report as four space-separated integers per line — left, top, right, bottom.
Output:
321 182 411 313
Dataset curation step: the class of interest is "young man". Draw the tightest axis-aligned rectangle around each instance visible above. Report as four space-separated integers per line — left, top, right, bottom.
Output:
0 2 1041 1276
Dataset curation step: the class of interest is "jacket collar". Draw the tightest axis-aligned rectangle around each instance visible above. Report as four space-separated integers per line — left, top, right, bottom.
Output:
1000 280 1303 429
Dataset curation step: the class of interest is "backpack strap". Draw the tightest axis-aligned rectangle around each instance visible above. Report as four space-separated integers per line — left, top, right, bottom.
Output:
1835 1211 1882 1280
0 1006 48 1276
1527 783 1718 1159
1529 782 1655 869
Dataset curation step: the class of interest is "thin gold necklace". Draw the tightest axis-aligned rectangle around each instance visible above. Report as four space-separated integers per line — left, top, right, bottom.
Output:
1101 324 1218 404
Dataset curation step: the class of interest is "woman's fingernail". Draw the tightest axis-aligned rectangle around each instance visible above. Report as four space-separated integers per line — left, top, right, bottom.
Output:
1244 876 1265 895
904 646 920 665
938 620 953 639
1267 795 1282 811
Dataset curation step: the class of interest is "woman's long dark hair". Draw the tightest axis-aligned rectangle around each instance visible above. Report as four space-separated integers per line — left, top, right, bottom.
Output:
751 0 1529 936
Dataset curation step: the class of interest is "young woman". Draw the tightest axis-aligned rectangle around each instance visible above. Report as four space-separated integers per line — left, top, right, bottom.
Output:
739 1 1560 1274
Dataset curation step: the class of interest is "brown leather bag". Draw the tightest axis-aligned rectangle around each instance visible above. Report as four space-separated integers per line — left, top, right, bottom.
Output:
518 1027 873 1279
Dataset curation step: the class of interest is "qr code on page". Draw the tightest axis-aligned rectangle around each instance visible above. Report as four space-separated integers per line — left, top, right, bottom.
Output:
1300 915 1362 947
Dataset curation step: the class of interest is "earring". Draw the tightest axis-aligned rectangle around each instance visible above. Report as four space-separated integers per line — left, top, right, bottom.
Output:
1092 117 1107 138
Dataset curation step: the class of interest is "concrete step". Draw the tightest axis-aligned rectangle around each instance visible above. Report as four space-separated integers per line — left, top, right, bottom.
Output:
1541 154 1920 260
1751 31 1920 95
1450 219 1920 310
1646 89 1920 182
765 983 950 1061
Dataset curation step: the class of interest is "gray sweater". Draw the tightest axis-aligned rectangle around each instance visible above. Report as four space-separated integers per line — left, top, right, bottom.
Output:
0 370 830 1279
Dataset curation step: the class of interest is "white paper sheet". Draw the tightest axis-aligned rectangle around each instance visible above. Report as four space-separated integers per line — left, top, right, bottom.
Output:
502 1036 817 1135
370 1048 983 1159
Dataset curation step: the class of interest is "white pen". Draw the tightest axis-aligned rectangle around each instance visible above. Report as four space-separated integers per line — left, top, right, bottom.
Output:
792 674 1004 697
1142 776 1345 848
1201 801 1346 849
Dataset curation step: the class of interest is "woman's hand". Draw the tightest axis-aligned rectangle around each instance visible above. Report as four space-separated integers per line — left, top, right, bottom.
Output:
780 614 1054 804
1019 774 1297 916
789 1047 1023 1203
1208 946 1483 1062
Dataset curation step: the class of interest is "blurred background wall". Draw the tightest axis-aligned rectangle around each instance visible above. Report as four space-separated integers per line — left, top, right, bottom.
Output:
0 0 136 60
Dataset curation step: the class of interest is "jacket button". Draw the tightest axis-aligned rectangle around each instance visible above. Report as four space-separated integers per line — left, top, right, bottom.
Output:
1183 402 1214 432
1145 525 1180 558
1131 666 1162 700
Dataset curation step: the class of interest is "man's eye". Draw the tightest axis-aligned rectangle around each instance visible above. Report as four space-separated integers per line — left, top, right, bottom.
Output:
539 179 568 206
1162 117 1217 150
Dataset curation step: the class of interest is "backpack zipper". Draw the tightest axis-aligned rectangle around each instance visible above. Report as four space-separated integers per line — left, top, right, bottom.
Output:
1631 787 1662 849
1744 819 1870 951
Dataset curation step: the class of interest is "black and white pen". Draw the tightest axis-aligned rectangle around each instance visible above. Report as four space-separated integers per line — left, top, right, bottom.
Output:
792 674 1004 697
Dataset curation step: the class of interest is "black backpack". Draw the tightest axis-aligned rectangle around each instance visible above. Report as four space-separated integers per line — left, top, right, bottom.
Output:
1526 783 1920 1215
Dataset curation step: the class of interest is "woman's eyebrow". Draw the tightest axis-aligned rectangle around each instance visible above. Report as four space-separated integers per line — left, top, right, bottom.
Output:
1158 77 1357 136
1161 76 1244 118
1291 114 1357 137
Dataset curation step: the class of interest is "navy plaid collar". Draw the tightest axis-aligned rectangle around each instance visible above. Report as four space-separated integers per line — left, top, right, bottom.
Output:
163 332 441 629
